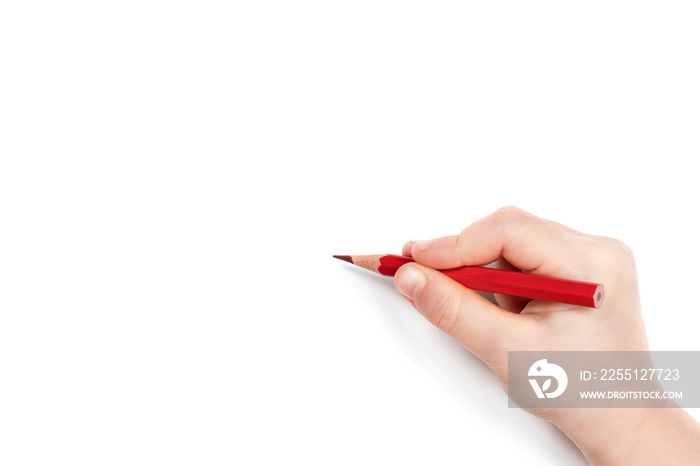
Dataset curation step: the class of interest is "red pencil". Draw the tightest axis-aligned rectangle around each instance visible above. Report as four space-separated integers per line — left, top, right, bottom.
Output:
333 254 604 309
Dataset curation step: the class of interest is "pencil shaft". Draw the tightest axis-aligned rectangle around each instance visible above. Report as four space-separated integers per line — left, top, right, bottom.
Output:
343 254 603 309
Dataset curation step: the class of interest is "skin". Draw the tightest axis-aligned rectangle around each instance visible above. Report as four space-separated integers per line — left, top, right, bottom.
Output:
393 206 700 465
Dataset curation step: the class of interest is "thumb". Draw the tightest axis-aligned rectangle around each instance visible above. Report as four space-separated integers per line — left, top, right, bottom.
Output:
394 262 524 364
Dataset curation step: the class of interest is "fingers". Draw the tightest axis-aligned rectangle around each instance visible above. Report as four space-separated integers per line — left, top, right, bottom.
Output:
409 206 590 278
394 262 525 363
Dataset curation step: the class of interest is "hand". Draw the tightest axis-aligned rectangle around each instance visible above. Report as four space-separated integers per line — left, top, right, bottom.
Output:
394 206 700 465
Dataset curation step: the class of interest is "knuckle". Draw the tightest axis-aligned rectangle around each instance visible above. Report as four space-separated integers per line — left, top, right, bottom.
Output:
589 236 638 280
434 295 460 335
604 237 636 268
418 281 460 336
492 205 530 229
612 238 635 260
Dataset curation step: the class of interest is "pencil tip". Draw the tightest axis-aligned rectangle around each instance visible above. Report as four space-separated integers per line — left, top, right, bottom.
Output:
333 255 353 264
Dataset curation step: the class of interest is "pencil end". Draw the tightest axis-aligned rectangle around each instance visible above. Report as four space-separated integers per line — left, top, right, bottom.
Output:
594 284 605 309
332 255 354 264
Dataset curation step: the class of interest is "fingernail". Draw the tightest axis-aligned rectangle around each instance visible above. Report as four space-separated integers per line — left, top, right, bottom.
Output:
395 265 426 300
414 239 436 251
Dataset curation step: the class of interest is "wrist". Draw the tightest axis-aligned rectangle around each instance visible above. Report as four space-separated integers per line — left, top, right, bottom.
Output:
554 407 700 465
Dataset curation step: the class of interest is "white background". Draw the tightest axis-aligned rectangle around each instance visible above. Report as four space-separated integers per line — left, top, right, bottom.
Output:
1 1 699 465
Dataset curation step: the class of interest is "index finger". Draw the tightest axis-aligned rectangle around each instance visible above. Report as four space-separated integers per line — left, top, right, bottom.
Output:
410 206 593 279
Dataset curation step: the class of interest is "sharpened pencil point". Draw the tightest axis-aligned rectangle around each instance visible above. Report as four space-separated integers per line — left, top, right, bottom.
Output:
333 255 354 264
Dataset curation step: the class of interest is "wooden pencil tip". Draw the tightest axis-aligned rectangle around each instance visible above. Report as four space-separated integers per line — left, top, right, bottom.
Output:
333 255 354 264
